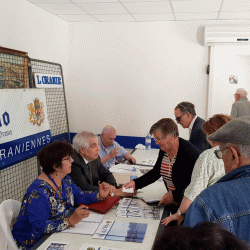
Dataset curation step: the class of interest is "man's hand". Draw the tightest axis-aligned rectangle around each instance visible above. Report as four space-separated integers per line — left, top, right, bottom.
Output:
158 191 174 206
128 156 136 164
109 148 119 159
161 212 184 226
99 182 111 199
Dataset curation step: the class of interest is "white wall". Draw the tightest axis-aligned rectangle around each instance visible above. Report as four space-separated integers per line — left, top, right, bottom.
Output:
0 0 69 78
208 46 250 118
67 22 211 139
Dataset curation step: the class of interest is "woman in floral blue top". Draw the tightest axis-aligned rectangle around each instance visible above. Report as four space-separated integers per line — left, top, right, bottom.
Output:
12 141 111 249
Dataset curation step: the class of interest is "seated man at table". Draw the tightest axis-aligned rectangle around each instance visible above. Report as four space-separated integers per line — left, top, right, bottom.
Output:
183 116 250 244
99 125 136 169
69 131 131 196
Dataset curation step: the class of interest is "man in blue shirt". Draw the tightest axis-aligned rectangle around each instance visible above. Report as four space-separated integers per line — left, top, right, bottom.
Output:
98 125 136 169
183 116 250 244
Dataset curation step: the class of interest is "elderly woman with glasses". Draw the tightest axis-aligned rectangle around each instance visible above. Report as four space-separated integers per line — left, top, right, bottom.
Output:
161 114 233 226
12 141 111 250
124 118 200 214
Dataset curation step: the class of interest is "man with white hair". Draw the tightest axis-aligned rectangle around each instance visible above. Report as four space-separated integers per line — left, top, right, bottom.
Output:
183 116 250 243
230 88 250 118
99 125 136 169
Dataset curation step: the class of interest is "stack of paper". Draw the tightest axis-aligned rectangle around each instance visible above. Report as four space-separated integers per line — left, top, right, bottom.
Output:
116 198 160 220
80 244 124 250
93 220 148 243
61 213 104 235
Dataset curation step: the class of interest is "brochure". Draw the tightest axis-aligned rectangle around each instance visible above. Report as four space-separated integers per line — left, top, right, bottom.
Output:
93 220 147 243
44 241 69 250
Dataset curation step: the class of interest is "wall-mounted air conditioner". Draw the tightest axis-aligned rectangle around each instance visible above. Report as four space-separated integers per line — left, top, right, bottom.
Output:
204 26 250 46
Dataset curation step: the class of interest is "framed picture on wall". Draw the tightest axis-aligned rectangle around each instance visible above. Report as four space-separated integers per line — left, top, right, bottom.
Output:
229 75 238 84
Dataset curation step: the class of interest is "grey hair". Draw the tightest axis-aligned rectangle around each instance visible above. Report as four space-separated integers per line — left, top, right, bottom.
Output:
175 102 196 116
235 88 248 97
73 131 97 153
101 125 116 134
223 142 250 159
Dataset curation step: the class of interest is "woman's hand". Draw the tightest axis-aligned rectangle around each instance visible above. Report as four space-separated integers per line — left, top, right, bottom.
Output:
161 212 184 226
69 205 90 225
114 187 137 197
99 182 111 199
158 191 174 206
123 181 136 190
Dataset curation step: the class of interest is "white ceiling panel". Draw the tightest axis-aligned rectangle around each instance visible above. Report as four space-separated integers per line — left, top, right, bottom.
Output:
122 2 172 14
76 3 127 14
36 3 87 14
175 12 218 20
133 13 175 21
26 0 250 22
219 11 250 20
172 0 222 13
28 0 71 3
93 14 135 21
58 14 98 22
221 0 250 12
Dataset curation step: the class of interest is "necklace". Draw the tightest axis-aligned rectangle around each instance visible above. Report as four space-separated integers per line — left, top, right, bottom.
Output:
48 174 63 196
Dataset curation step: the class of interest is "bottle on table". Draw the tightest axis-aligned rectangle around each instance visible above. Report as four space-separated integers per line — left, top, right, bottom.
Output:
145 132 151 150
130 168 137 182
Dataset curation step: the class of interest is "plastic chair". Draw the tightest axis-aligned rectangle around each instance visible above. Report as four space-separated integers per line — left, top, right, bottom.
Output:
0 199 21 250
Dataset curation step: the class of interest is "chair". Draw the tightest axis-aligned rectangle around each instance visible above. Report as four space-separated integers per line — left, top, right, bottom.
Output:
0 199 21 250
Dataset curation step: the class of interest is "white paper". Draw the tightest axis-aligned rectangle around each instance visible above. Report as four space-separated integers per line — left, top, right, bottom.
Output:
93 220 115 239
122 187 134 193
81 213 104 223
45 241 69 250
61 221 100 235
80 244 124 250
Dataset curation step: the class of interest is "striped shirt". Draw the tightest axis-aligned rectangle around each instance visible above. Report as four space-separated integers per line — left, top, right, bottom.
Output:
160 152 177 191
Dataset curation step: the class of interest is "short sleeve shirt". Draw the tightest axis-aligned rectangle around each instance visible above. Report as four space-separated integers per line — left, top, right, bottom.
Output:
98 136 127 169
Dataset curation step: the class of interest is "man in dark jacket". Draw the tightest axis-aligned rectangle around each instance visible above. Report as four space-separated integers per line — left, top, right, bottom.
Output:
69 131 131 196
174 101 210 152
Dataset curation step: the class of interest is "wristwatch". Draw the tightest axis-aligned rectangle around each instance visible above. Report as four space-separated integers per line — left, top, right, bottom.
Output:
96 192 105 201
177 208 186 216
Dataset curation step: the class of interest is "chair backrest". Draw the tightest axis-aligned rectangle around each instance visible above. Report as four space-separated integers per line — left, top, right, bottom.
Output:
0 199 21 250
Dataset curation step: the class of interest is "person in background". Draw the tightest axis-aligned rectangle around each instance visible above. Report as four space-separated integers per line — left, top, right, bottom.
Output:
124 118 200 214
12 141 110 249
98 125 136 169
183 116 250 244
70 131 133 197
161 114 232 226
174 102 210 152
153 222 250 250
230 88 250 118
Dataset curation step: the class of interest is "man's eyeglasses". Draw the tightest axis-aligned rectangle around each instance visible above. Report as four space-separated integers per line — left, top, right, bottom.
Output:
175 112 187 123
62 156 72 162
214 147 229 159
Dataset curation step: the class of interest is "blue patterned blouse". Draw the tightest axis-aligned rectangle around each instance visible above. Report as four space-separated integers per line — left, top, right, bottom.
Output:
12 175 98 249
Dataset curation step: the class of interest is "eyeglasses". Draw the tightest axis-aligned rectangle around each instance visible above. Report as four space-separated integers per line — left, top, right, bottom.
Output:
214 147 229 159
62 156 72 162
154 137 163 143
175 112 187 123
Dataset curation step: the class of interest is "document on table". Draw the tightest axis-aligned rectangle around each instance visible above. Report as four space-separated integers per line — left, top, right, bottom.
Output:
61 213 104 235
44 241 69 250
80 243 124 250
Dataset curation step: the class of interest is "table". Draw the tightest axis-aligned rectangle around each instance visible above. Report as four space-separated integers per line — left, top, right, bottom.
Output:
130 148 159 167
34 179 167 250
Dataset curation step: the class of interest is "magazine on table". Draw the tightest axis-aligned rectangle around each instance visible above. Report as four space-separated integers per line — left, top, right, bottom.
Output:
93 220 147 243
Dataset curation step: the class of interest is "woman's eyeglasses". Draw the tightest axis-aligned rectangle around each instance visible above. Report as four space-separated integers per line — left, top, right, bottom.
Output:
62 156 72 162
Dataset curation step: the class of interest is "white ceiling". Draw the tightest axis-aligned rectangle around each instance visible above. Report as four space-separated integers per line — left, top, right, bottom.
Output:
27 0 250 23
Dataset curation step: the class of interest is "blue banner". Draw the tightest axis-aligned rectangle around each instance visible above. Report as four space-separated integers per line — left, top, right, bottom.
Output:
0 130 52 170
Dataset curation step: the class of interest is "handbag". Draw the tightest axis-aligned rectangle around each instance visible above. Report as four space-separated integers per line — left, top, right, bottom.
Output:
80 196 120 214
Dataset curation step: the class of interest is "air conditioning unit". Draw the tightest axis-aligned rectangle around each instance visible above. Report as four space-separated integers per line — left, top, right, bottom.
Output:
204 26 250 46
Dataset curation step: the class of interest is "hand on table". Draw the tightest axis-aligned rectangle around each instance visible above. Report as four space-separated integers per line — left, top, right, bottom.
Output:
161 212 184 226
158 191 174 206
69 205 90 225
128 156 136 164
